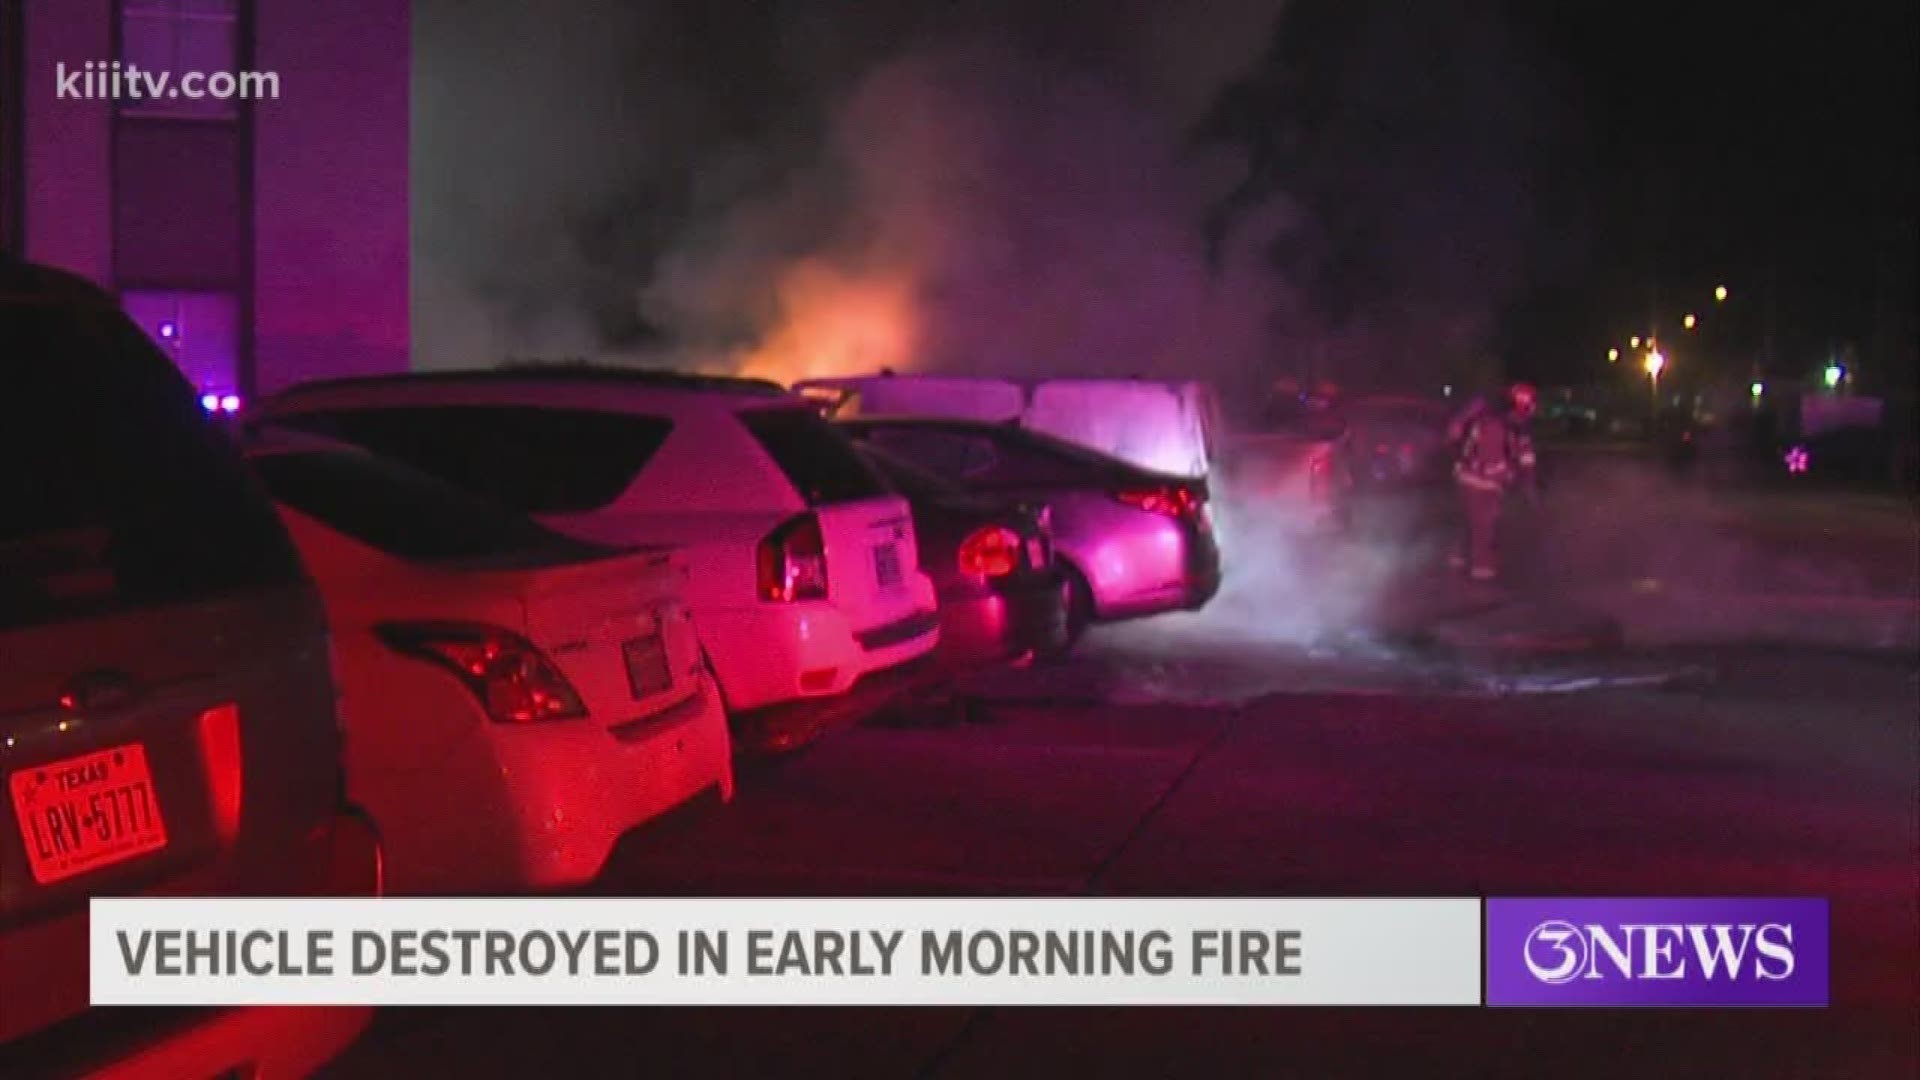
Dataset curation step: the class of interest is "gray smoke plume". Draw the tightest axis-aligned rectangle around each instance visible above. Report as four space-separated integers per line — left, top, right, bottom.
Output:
410 0 1295 383
410 0 1580 649
412 0 1573 397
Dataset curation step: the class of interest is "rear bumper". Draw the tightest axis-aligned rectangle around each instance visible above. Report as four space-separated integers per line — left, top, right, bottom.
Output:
1092 531 1223 621
936 571 1070 667
696 592 940 713
0 1004 370 1080
355 677 733 894
731 654 941 754
1182 559 1224 610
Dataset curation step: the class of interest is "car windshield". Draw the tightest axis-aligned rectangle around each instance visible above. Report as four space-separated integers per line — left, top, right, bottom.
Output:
253 450 607 565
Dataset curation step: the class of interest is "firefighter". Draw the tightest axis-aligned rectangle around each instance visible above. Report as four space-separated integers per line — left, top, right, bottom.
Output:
1448 382 1539 581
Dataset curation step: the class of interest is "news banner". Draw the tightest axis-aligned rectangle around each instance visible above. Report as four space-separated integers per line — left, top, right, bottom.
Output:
89 897 1827 1007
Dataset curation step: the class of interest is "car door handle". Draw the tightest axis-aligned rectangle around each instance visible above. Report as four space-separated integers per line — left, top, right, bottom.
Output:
57 669 143 712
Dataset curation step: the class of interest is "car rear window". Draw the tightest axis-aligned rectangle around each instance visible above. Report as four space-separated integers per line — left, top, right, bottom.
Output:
264 407 672 515
254 451 606 565
850 423 1116 489
855 443 962 500
1 297 305 632
741 406 888 505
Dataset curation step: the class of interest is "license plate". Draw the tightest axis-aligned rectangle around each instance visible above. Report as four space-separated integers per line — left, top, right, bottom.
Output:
872 542 903 592
623 633 672 699
9 743 168 886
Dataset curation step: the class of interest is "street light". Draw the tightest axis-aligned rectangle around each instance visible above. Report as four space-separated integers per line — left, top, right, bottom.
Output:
1608 347 1620 363
1683 313 1697 331
1645 348 1667 416
1824 363 1844 389
1715 285 1729 302
1750 380 1764 400
1630 335 1642 349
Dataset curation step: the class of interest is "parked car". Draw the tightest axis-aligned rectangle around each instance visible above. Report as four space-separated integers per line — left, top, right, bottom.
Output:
1214 394 1353 535
0 259 378 1077
1337 395 1455 491
246 438 732 893
837 417 1222 645
855 443 1071 665
251 369 941 753
797 373 1224 480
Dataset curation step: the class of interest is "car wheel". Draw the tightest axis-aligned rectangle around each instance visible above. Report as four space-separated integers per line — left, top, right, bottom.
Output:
698 653 738 802
1038 564 1093 661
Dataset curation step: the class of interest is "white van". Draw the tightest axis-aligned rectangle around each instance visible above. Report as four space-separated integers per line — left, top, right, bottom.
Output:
796 374 1223 480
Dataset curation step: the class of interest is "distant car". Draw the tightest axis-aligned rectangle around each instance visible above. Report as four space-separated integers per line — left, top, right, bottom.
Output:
1214 396 1353 534
0 260 378 1077
252 369 941 753
838 417 1222 645
1338 396 1455 490
248 440 733 893
855 443 1071 665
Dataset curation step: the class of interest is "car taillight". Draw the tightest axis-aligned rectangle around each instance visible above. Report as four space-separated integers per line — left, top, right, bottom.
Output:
758 512 830 602
958 525 1022 577
374 621 587 723
1115 484 1202 518
195 703 243 843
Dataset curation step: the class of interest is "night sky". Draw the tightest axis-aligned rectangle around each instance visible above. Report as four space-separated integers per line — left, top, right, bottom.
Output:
411 0 1916 396
1500 1 1918 388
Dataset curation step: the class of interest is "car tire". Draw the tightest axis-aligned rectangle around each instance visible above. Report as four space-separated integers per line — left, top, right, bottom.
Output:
699 654 738 802
1038 564 1093 661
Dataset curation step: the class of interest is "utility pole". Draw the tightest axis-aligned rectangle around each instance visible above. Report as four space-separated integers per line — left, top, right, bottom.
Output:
1764 260 1778 378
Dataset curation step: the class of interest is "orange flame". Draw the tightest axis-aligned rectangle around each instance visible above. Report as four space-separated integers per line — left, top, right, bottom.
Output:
735 259 919 386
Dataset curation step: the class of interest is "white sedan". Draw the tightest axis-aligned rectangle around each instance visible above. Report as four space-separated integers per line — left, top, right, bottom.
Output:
248 442 733 894
253 370 943 753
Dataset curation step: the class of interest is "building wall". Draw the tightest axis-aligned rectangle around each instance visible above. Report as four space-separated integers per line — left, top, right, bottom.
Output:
253 0 407 391
21 0 112 283
12 0 407 395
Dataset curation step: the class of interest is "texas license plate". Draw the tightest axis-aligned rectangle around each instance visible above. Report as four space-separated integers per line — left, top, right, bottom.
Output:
872 542 903 592
9 743 168 885
623 633 673 699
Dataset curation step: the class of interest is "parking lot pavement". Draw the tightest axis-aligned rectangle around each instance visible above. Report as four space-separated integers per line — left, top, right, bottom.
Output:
325 643 1918 1078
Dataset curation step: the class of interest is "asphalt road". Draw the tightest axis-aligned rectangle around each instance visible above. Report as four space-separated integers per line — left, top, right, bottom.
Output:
321 453 1917 1077
321 639 1918 1078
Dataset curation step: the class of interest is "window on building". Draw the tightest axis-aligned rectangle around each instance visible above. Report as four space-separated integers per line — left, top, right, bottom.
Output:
120 0 240 119
113 121 243 282
120 289 241 408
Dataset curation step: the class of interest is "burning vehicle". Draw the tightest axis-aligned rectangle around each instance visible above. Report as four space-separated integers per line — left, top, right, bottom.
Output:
795 374 1224 481
838 416 1223 646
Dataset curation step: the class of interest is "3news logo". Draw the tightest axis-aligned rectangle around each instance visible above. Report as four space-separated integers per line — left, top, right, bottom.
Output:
1486 899 1829 1006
